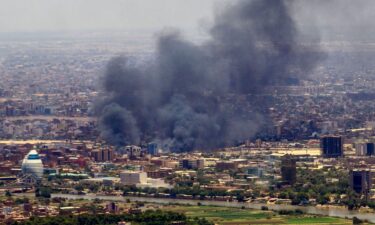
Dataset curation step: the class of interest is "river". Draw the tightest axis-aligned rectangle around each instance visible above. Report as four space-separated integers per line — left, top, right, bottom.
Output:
51 193 375 222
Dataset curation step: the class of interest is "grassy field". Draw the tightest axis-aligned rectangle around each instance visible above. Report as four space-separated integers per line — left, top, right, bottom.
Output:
4 196 370 225
287 217 349 224
161 205 356 225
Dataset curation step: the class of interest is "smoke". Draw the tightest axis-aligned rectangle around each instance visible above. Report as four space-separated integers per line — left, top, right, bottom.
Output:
96 0 321 151
293 0 375 41
99 103 140 146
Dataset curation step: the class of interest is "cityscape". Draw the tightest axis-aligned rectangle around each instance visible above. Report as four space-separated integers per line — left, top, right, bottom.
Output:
1 0 375 225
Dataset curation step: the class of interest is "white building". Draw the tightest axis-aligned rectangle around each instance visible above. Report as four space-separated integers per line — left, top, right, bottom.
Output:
124 145 142 158
21 150 44 178
120 171 147 185
138 178 171 189
120 170 171 188
355 142 375 156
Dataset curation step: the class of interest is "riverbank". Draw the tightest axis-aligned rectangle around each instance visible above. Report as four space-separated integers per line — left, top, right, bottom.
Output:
162 205 353 225
50 193 375 223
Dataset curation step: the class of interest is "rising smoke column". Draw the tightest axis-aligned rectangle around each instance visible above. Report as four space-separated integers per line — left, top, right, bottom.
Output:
96 0 321 151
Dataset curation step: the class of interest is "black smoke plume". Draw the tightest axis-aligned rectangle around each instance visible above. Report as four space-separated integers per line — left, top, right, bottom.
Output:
96 0 321 151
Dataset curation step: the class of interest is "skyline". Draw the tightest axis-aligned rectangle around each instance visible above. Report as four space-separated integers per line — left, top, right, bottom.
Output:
1 1 375 224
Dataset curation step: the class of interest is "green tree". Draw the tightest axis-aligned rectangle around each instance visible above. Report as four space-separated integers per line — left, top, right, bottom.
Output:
36 187 51 198
74 185 84 192
5 190 12 197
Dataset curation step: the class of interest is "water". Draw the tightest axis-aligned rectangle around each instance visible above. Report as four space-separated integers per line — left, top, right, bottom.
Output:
52 193 375 222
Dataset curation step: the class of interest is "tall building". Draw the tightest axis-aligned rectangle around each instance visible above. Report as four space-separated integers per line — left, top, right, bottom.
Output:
106 202 119 213
179 159 204 170
21 150 44 178
321 136 343 158
355 143 367 156
147 143 158 156
92 149 115 162
281 155 296 185
350 169 373 195
125 145 142 159
355 142 375 156
367 143 375 156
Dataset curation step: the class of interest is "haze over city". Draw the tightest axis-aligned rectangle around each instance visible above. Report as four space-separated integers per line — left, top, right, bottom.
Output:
1 1 375 225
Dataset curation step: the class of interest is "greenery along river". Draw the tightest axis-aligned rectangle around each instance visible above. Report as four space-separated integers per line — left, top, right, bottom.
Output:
51 193 375 223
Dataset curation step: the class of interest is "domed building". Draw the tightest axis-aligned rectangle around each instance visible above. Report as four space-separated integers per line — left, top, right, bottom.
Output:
21 150 44 178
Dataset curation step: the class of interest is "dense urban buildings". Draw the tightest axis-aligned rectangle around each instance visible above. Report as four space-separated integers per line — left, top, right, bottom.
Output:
1 31 375 223
1 1 375 224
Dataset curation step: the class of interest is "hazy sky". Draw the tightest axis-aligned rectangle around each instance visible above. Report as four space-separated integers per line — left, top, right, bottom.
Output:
1 0 375 41
0 0 218 32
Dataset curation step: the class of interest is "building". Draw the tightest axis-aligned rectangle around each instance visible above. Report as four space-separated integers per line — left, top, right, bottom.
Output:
120 171 147 185
23 203 33 214
281 155 296 185
355 143 366 156
137 178 171 189
350 169 373 195
125 145 142 159
355 142 375 156
321 136 343 158
81 177 120 187
106 202 119 213
92 149 115 162
367 143 375 156
147 168 171 179
179 159 204 170
247 166 264 177
21 149 44 178
216 161 238 171
147 143 158 156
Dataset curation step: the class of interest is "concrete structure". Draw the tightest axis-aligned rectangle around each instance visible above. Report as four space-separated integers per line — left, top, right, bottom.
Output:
91 149 115 162
350 169 373 195
119 170 170 188
321 136 343 158
247 166 264 177
81 177 120 186
106 202 119 213
147 142 158 156
281 155 297 185
216 161 238 171
355 143 375 156
124 145 142 159
138 178 171 189
21 150 44 178
120 171 147 185
179 159 204 170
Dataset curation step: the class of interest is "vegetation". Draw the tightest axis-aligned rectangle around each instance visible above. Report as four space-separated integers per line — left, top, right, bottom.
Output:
121 185 243 201
11 210 213 225
35 186 52 198
278 209 304 215
5 190 12 197
161 205 352 225
352 217 363 224
287 217 346 224
117 167 365 207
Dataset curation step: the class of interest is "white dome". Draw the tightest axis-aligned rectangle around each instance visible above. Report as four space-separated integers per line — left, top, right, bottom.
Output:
22 150 44 178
